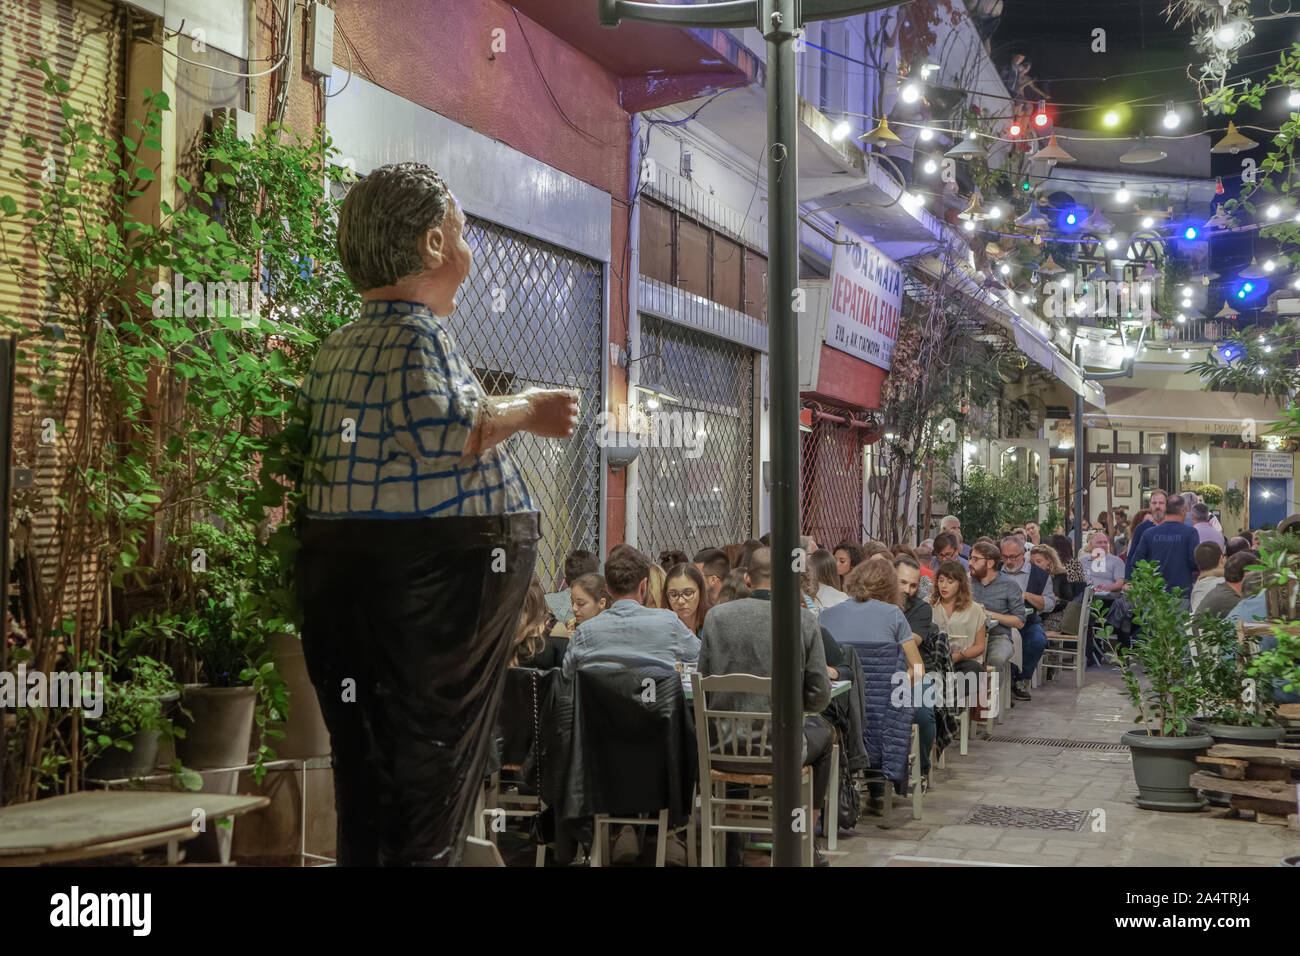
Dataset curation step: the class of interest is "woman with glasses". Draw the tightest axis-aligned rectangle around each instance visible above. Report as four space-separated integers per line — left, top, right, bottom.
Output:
662 562 713 637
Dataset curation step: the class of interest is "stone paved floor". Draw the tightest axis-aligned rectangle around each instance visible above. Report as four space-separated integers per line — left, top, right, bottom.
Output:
828 668 1300 867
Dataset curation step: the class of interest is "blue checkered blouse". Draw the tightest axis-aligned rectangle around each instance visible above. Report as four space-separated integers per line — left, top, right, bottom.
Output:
298 299 533 518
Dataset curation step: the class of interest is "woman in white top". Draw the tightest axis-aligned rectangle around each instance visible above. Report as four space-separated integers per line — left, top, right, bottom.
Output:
802 549 850 614
929 559 987 673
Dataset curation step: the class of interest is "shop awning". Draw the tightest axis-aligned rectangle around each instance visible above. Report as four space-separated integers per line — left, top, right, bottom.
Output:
1010 318 1106 407
1083 386 1286 436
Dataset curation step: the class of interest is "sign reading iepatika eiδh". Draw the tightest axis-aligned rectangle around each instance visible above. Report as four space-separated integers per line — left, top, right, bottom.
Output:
824 223 903 371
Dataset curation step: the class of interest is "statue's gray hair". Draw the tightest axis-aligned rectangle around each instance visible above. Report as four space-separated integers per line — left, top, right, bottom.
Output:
337 162 451 292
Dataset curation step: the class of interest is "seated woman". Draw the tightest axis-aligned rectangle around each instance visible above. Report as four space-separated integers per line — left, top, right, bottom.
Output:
1032 543 1079 634
930 560 987 677
662 562 711 638
715 568 751 604
512 574 567 668
802 548 850 614
567 572 610 632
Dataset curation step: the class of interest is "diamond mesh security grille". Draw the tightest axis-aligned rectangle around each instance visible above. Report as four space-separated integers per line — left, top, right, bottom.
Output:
635 315 754 559
801 404 867 548
453 215 603 590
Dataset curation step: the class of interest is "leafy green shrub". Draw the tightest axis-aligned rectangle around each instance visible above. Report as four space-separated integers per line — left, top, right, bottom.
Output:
1096 560 1206 737
83 654 184 766
948 466 1039 541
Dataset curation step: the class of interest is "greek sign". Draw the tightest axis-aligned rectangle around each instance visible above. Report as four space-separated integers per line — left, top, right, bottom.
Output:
825 223 903 371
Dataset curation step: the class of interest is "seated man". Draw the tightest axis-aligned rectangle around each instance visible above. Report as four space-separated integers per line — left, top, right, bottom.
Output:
968 540 1028 696
932 531 969 571
993 535 1050 702
699 547 833 865
693 548 732 604
894 556 938 783
1225 571 1266 628
1196 551 1255 621
545 548 599 624
562 544 700 677
1189 542 1225 613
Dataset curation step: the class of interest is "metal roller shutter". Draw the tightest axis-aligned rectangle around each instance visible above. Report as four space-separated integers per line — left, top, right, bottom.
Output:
455 214 604 591
0 0 125 633
635 314 754 559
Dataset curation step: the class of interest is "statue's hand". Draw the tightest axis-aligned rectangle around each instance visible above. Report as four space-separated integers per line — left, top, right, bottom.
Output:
523 387 579 439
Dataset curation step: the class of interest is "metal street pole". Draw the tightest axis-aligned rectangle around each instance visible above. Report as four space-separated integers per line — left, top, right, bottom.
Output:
599 0 900 867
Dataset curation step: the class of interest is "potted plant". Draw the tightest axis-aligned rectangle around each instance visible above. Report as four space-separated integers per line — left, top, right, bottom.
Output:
1098 561 1215 811
83 653 184 781
1195 483 1224 509
1184 609 1285 805
1224 486 1245 525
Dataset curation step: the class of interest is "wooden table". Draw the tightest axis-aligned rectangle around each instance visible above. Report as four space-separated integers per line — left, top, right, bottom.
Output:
0 790 270 866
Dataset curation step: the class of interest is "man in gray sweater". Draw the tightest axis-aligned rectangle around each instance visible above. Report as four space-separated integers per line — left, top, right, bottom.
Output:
698 547 833 864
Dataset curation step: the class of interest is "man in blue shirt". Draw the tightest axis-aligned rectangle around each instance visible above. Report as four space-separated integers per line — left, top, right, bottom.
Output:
1124 488 1167 578
562 545 700 676
1128 493 1199 602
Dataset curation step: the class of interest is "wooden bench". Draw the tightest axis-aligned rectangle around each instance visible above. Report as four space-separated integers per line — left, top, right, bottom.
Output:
0 790 269 866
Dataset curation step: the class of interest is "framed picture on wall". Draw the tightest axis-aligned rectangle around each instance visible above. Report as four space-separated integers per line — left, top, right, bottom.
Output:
1115 476 1133 497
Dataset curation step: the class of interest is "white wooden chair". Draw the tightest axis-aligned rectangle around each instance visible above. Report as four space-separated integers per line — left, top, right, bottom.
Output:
1043 586 1094 689
690 673 816 867
590 805 696 868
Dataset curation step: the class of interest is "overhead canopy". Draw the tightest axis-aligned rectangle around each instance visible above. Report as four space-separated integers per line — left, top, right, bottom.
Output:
1083 386 1286 436
1011 319 1106 407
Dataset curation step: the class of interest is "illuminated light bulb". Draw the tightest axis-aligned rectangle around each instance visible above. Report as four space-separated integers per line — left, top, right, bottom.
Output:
1181 285 1192 296
1217 23 1238 45
1181 298 1192 308
646 397 660 410
1265 259 1277 272
1177 313 1186 323
1105 238 1118 251
1067 212 1077 225
1115 183 1131 203
963 219 976 232
832 120 851 141
1062 275 1072 287
919 127 934 141
1267 204 1281 219
988 205 1003 220
1184 226 1198 240
1182 349 1191 359
1103 110 1120 128
1291 89 1300 108
1009 121 1023 137
923 158 938 174
1020 294 1030 304
1162 102 1180 129
901 82 921 103
999 263 1011 275
1142 216 1154 229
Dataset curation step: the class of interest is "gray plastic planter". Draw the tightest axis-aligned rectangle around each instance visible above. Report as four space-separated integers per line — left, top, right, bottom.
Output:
1122 729 1214 812
176 684 257 769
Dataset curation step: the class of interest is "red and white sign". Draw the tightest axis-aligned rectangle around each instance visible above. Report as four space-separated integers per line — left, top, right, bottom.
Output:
825 223 903 371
